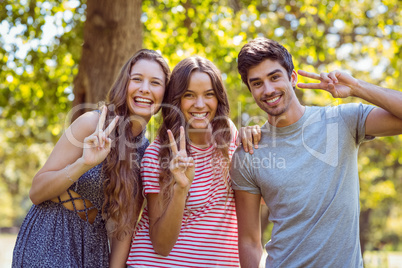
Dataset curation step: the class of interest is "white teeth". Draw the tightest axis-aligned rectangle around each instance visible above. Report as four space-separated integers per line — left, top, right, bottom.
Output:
191 113 207 118
266 96 280 103
135 97 152 104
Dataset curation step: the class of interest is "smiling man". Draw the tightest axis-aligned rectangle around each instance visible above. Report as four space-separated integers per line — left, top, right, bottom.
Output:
230 37 402 267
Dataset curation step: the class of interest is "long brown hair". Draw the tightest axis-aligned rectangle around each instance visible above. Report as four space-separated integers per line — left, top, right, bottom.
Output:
102 49 170 239
158 56 231 210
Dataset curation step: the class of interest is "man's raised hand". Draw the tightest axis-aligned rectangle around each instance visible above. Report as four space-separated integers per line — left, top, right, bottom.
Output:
297 70 359 99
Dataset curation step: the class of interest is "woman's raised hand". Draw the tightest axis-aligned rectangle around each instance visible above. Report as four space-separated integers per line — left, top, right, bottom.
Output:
168 126 195 190
81 106 119 167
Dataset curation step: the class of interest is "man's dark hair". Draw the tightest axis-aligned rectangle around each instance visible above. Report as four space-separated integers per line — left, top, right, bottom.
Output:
237 37 294 90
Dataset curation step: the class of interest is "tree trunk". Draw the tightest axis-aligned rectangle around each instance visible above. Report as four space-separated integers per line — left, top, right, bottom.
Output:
72 0 143 121
360 208 372 255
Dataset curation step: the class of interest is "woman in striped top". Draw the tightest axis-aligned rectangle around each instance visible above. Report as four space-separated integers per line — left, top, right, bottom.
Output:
126 56 240 267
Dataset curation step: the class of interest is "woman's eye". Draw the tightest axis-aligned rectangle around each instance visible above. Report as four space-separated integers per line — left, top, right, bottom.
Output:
152 81 161 86
183 93 193 98
131 77 141 81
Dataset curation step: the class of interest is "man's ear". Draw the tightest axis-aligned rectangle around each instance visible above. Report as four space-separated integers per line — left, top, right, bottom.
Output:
291 70 298 87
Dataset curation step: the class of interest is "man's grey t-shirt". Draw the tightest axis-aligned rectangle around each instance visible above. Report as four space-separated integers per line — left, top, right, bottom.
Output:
231 104 374 268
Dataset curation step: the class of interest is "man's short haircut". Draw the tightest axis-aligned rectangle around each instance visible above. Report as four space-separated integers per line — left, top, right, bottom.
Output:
237 37 294 90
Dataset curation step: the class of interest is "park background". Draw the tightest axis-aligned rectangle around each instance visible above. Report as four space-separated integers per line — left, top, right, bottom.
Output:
0 0 401 267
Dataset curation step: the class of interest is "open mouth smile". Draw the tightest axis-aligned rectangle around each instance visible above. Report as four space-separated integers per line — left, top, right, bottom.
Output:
134 97 154 106
264 95 281 106
190 112 209 119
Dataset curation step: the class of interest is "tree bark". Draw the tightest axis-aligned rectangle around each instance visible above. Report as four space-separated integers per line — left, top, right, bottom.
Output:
360 208 371 255
72 0 143 121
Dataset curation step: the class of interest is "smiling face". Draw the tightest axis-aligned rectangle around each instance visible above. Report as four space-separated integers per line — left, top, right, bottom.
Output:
126 59 166 120
180 71 218 131
248 59 300 125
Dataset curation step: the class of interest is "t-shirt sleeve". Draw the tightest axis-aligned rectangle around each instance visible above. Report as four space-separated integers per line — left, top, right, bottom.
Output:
140 141 162 195
339 103 375 145
230 148 261 195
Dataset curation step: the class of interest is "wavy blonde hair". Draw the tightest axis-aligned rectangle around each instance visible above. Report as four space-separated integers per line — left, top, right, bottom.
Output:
102 49 170 239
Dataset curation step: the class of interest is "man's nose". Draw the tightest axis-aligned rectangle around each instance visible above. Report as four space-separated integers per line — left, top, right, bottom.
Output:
263 81 276 96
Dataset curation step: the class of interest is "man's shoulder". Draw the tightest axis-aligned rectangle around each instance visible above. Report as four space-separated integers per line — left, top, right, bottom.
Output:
312 102 374 112
307 103 369 120
232 145 249 158
232 143 272 166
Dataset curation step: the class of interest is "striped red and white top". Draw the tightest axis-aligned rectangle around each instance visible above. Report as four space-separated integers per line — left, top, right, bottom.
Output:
127 122 239 267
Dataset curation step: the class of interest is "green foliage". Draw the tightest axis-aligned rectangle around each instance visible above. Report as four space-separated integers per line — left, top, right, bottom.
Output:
1 0 401 252
0 0 85 224
0 0 84 142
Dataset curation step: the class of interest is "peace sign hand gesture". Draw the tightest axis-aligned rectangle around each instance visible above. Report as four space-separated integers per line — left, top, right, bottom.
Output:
297 70 359 99
168 126 195 191
81 106 119 168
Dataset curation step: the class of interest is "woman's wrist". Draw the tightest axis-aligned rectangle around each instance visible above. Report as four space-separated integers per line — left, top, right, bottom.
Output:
173 182 190 197
77 156 97 170
72 157 95 177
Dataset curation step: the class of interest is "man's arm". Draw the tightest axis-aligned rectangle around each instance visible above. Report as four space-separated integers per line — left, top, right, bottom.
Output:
234 190 263 268
352 80 402 136
297 70 402 136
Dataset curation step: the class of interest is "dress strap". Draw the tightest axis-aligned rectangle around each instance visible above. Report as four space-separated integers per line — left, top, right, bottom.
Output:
56 189 96 222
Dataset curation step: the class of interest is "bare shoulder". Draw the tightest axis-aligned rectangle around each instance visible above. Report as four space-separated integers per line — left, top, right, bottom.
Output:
34 111 101 178
64 111 101 146
70 111 100 134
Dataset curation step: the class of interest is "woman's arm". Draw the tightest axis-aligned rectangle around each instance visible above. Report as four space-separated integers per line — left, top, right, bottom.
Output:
148 127 194 256
147 187 189 256
30 107 118 204
109 232 133 268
